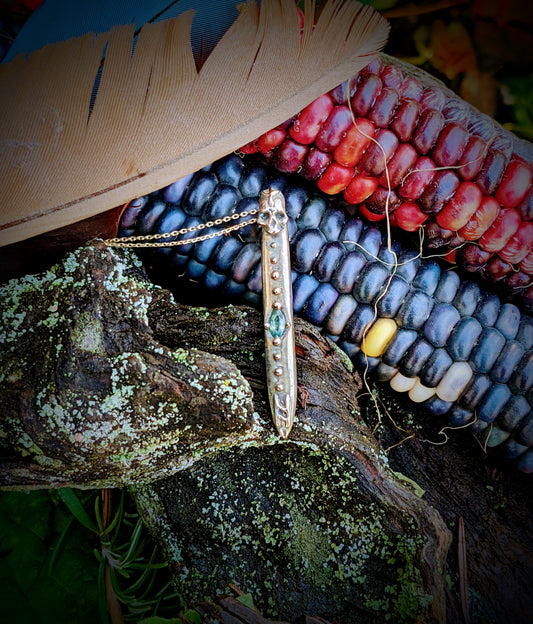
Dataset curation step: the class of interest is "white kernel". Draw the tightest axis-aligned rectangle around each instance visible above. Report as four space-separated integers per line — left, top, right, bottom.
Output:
435 361 473 402
408 379 436 403
390 373 417 393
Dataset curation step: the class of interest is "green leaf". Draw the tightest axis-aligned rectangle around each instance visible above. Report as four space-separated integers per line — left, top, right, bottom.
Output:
182 609 202 624
138 617 183 624
236 592 255 609
58 488 98 533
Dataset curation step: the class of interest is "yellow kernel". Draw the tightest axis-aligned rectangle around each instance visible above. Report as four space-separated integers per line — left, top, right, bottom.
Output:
361 318 397 357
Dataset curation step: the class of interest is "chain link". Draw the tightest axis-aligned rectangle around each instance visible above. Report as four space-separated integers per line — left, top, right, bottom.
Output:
106 208 259 248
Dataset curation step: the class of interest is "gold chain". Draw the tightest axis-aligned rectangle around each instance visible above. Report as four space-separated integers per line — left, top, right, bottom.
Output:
106 208 259 248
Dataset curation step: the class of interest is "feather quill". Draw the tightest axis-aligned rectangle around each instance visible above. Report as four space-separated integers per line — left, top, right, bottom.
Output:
0 0 389 246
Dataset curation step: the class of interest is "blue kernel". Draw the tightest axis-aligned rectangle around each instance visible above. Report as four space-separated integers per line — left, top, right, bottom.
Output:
284 186 309 219
293 274 320 313
517 450 533 473
203 268 227 290
376 275 410 318
453 281 481 316
154 206 187 244
469 327 505 373
494 303 520 339
162 172 194 204
319 207 345 241
423 303 460 348
447 317 482 361
382 329 418 367
497 395 530 432
498 439 529 459
473 292 500 326
339 218 363 250
224 279 246 297
291 228 327 272
325 294 358 335
211 237 243 273
287 217 297 240
313 242 345 283
186 259 207 280
478 384 512 422
352 352 381 373
172 253 188 271
517 317 533 349
399 337 434 377
397 289 433 330
264 172 287 192
204 184 241 221
296 197 327 228
193 231 220 263
509 351 533 393
303 283 339 325
182 172 218 215
395 249 420 282
232 244 261 283
357 227 382 260
331 251 367 294
246 263 262 294
337 341 360 358
377 241 401 269
459 373 492 409
448 405 474 426
243 291 261 306
174 216 202 254
240 165 266 197
434 270 460 303
236 197 261 242
423 395 452 416
491 340 525 384
138 200 167 234
419 347 452 387
211 153 244 186
412 261 441 295
354 262 390 304
375 362 398 382
342 304 375 344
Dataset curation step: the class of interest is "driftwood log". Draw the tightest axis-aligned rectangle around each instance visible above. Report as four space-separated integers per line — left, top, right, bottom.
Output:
0 241 532 623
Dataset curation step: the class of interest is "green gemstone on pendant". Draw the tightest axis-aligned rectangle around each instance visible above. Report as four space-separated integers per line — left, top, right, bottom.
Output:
268 308 286 339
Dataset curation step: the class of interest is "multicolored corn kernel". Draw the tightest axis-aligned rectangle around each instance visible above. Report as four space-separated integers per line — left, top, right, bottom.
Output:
241 54 533 304
119 154 533 472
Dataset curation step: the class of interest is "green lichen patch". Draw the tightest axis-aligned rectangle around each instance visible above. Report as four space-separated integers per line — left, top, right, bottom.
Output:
137 444 434 623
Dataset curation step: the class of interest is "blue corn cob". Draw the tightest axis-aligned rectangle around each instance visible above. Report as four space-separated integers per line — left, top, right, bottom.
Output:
118 154 533 473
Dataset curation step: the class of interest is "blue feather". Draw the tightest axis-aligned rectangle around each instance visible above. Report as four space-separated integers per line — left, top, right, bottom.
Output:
4 0 248 63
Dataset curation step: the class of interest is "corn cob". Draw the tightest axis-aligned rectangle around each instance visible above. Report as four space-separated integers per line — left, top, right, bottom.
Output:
118 154 533 473
239 54 533 310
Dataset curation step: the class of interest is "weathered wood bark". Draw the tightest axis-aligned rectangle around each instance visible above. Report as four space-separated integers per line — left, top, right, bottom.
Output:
0 241 531 623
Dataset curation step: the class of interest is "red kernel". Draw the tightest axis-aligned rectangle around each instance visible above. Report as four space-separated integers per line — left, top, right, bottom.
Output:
257 128 286 154
343 174 379 204
289 94 334 144
520 248 533 273
358 129 399 176
437 181 483 230
412 109 444 154
398 156 436 200
351 74 382 116
273 139 308 173
391 99 420 142
476 149 507 196
368 87 399 128
378 143 418 188
380 65 404 89
315 105 354 152
239 141 257 154
394 202 428 232
317 162 354 194
479 208 522 253
458 196 499 240
300 148 332 181
498 222 533 264
432 123 468 167
457 136 486 180
495 160 533 208
359 204 387 222
333 118 374 167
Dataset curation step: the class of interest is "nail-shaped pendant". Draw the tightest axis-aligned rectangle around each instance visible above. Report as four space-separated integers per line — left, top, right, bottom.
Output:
258 188 297 439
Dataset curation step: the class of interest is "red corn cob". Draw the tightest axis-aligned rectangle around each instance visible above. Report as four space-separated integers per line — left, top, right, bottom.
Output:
240 53 533 307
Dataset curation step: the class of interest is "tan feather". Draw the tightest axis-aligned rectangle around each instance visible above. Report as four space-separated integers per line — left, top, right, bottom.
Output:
0 0 389 246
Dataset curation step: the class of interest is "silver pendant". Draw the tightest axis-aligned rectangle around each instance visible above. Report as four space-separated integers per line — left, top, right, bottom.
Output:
258 188 297 439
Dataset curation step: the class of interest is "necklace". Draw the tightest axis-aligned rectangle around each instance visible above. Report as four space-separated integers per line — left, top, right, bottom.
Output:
107 188 297 439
